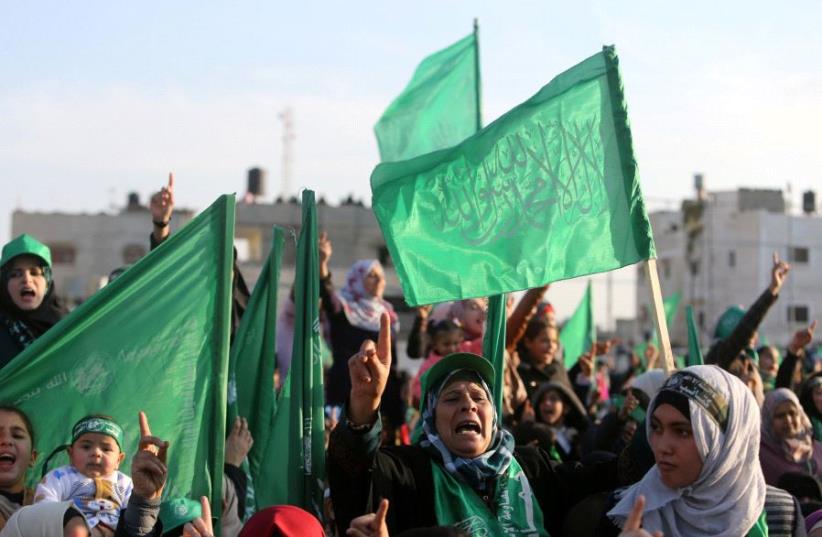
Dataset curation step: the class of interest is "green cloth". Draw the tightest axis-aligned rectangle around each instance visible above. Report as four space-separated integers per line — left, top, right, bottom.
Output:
686 305 704 366
71 416 124 448
372 46 656 306
159 497 202 531
227 227 286 510
374 32 479 163
266 190 325 513
1 234 52 268
0 195 235 521
431 456 549 536
747 510 769 537
483 294 507 412
651 292 682 345
560 281 595 368
715 306 745 340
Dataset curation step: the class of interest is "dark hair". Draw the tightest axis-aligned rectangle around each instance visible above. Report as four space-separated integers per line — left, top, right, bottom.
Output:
0 405 36 447
516 315 556 361
428 319 461 340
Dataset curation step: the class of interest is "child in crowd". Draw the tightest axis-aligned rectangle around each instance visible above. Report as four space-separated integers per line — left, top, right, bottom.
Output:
34 415 132 536
411 319 464 408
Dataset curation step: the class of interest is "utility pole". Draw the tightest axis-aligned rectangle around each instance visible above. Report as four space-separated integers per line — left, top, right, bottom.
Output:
279 107 295 199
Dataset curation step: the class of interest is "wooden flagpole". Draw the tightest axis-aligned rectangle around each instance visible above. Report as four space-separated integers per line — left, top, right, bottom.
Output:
645 259 675 374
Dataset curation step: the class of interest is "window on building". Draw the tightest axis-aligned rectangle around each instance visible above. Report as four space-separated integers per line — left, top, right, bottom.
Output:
48 243 77 265
788 305 810 324
698 311 705 329
728 250 736 268
788 247 810 264
689 261 700 276
377 245 392 268
122 244 146 265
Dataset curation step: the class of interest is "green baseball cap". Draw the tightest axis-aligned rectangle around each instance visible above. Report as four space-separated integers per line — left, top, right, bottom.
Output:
1 234 52 269
419 352 495 415
159 497 202 531
714 306 746 339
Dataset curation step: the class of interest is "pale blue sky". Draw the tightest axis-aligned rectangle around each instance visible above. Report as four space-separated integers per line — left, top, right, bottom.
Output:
2 1 820 324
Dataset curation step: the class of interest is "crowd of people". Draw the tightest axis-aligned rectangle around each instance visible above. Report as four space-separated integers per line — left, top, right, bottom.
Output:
0 176 820 536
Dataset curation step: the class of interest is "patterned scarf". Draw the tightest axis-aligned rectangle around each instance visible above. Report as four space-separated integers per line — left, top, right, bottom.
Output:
419 369 515 491
335 260 398 333
2 316 36 349
762 388 815 464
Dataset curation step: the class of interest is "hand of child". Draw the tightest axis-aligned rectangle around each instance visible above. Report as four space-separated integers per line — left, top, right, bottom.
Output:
131 411 169 500
224 416 254 467
182 496 213 537
347 498 389 537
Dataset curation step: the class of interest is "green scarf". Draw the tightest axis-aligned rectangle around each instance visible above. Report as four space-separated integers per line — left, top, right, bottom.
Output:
431 457 549 536
746 511 768 537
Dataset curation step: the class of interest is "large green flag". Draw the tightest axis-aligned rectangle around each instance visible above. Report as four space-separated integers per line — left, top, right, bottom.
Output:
372 46 656 306
0 195 235 519
227 227 286 510
374 31 480 163
560 281 596 368
267 190 325 513
686 305 704 366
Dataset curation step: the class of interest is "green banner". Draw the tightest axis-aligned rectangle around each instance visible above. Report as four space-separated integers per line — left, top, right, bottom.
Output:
372 46 656 306
267 190 325 514
227 227 286 510
374 32 479 163
560 280 596 368
482 294 506 411
0 195 235 519
686 305 704 366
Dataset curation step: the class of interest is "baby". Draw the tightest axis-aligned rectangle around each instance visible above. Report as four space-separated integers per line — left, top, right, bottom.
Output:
35 415 133 536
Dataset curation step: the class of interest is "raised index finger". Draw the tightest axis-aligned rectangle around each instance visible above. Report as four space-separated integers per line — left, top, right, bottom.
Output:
200 496 213 532
624 494 646 530
139 411 152 438
810 320 818 334
167 172 174 192
374 498 389 527
378 313 391 366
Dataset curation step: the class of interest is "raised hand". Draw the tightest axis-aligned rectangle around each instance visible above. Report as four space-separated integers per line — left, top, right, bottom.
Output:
619 495 663 537
788 320 817 356
348 313 392 425
224 416 254 467
131 411 169 500
182 496 213 537
346 498 389 537
150 173 175 242
769 251 791 295
319 231 333 278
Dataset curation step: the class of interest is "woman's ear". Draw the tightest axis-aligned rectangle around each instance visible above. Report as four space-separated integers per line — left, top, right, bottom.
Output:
29 449 38 467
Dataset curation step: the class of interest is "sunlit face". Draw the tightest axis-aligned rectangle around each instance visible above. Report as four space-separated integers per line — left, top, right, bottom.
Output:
772 400 803 440
5 256 48 311
68 433 124 478
524 326 558 366
759 348 778 377
649 404 703 489
432 330 463 357
0 410 36 493
458 299 487 338
63 515 89 537
537 389 566 426
435 379 494 458
362 267 385 298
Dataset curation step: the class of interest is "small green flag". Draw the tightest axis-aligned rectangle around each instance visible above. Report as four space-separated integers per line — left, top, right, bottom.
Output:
374 32 479 162
686 305 704 366
0 195 235 518
371 46 656 306
560 281 596 368
267 190 325 514
227 227 286 510
651 292 682 345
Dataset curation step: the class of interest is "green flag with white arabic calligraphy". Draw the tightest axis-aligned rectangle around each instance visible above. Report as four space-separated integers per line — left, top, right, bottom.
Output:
267 190 325 513
0 195 235 522
371 46 656 306
374 32 479 163
227 227 286 510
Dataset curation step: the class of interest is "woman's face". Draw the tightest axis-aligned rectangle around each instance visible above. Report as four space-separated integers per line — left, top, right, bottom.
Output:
772 400 803 440
0 410 36 493
759 348 778 376
5 256 48 311
432 330 462 357
649 403 703 489
362 266 385 298
435 379 494 458
524 326 558 366
538 389 566 426
458 299 486 338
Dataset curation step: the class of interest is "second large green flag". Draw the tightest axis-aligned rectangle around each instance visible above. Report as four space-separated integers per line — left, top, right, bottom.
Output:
372 46 656 305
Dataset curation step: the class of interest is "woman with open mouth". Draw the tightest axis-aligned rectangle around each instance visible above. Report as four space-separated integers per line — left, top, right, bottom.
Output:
328 313 631 537
0 234 66 370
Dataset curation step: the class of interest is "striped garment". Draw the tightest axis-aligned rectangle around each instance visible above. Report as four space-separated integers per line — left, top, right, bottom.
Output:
764 485 803 537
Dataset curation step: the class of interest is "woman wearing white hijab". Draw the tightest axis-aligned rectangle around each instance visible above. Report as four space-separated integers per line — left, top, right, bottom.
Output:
0 501 89 537
607 365 772 537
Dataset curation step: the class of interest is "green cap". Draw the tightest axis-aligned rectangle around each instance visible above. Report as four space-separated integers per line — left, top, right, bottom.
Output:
419 352 495 416
714 306 746 340
1 234 52 269
159 497 202 531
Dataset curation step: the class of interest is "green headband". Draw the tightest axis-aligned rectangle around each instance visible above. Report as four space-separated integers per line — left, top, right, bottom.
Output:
72 417 125 448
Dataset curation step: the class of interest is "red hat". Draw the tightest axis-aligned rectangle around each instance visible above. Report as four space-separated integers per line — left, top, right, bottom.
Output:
238 505 324 537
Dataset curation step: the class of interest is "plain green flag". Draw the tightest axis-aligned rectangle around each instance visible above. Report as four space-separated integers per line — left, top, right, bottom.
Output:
372 46 656 306
560 281 596 368
0 195 235 519
686 305 704 366
650 292 682 345
267 190 325 514
482 294 506 411
227 227 286 510
374 32 479 163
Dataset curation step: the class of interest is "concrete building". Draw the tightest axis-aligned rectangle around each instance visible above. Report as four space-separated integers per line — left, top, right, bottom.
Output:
637 185 821 349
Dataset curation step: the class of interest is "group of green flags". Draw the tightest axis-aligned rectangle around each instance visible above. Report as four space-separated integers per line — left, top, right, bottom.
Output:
0 23 707 531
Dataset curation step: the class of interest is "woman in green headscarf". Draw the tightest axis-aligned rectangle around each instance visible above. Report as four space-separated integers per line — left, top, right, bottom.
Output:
0 234 67 369
328 314 627 536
